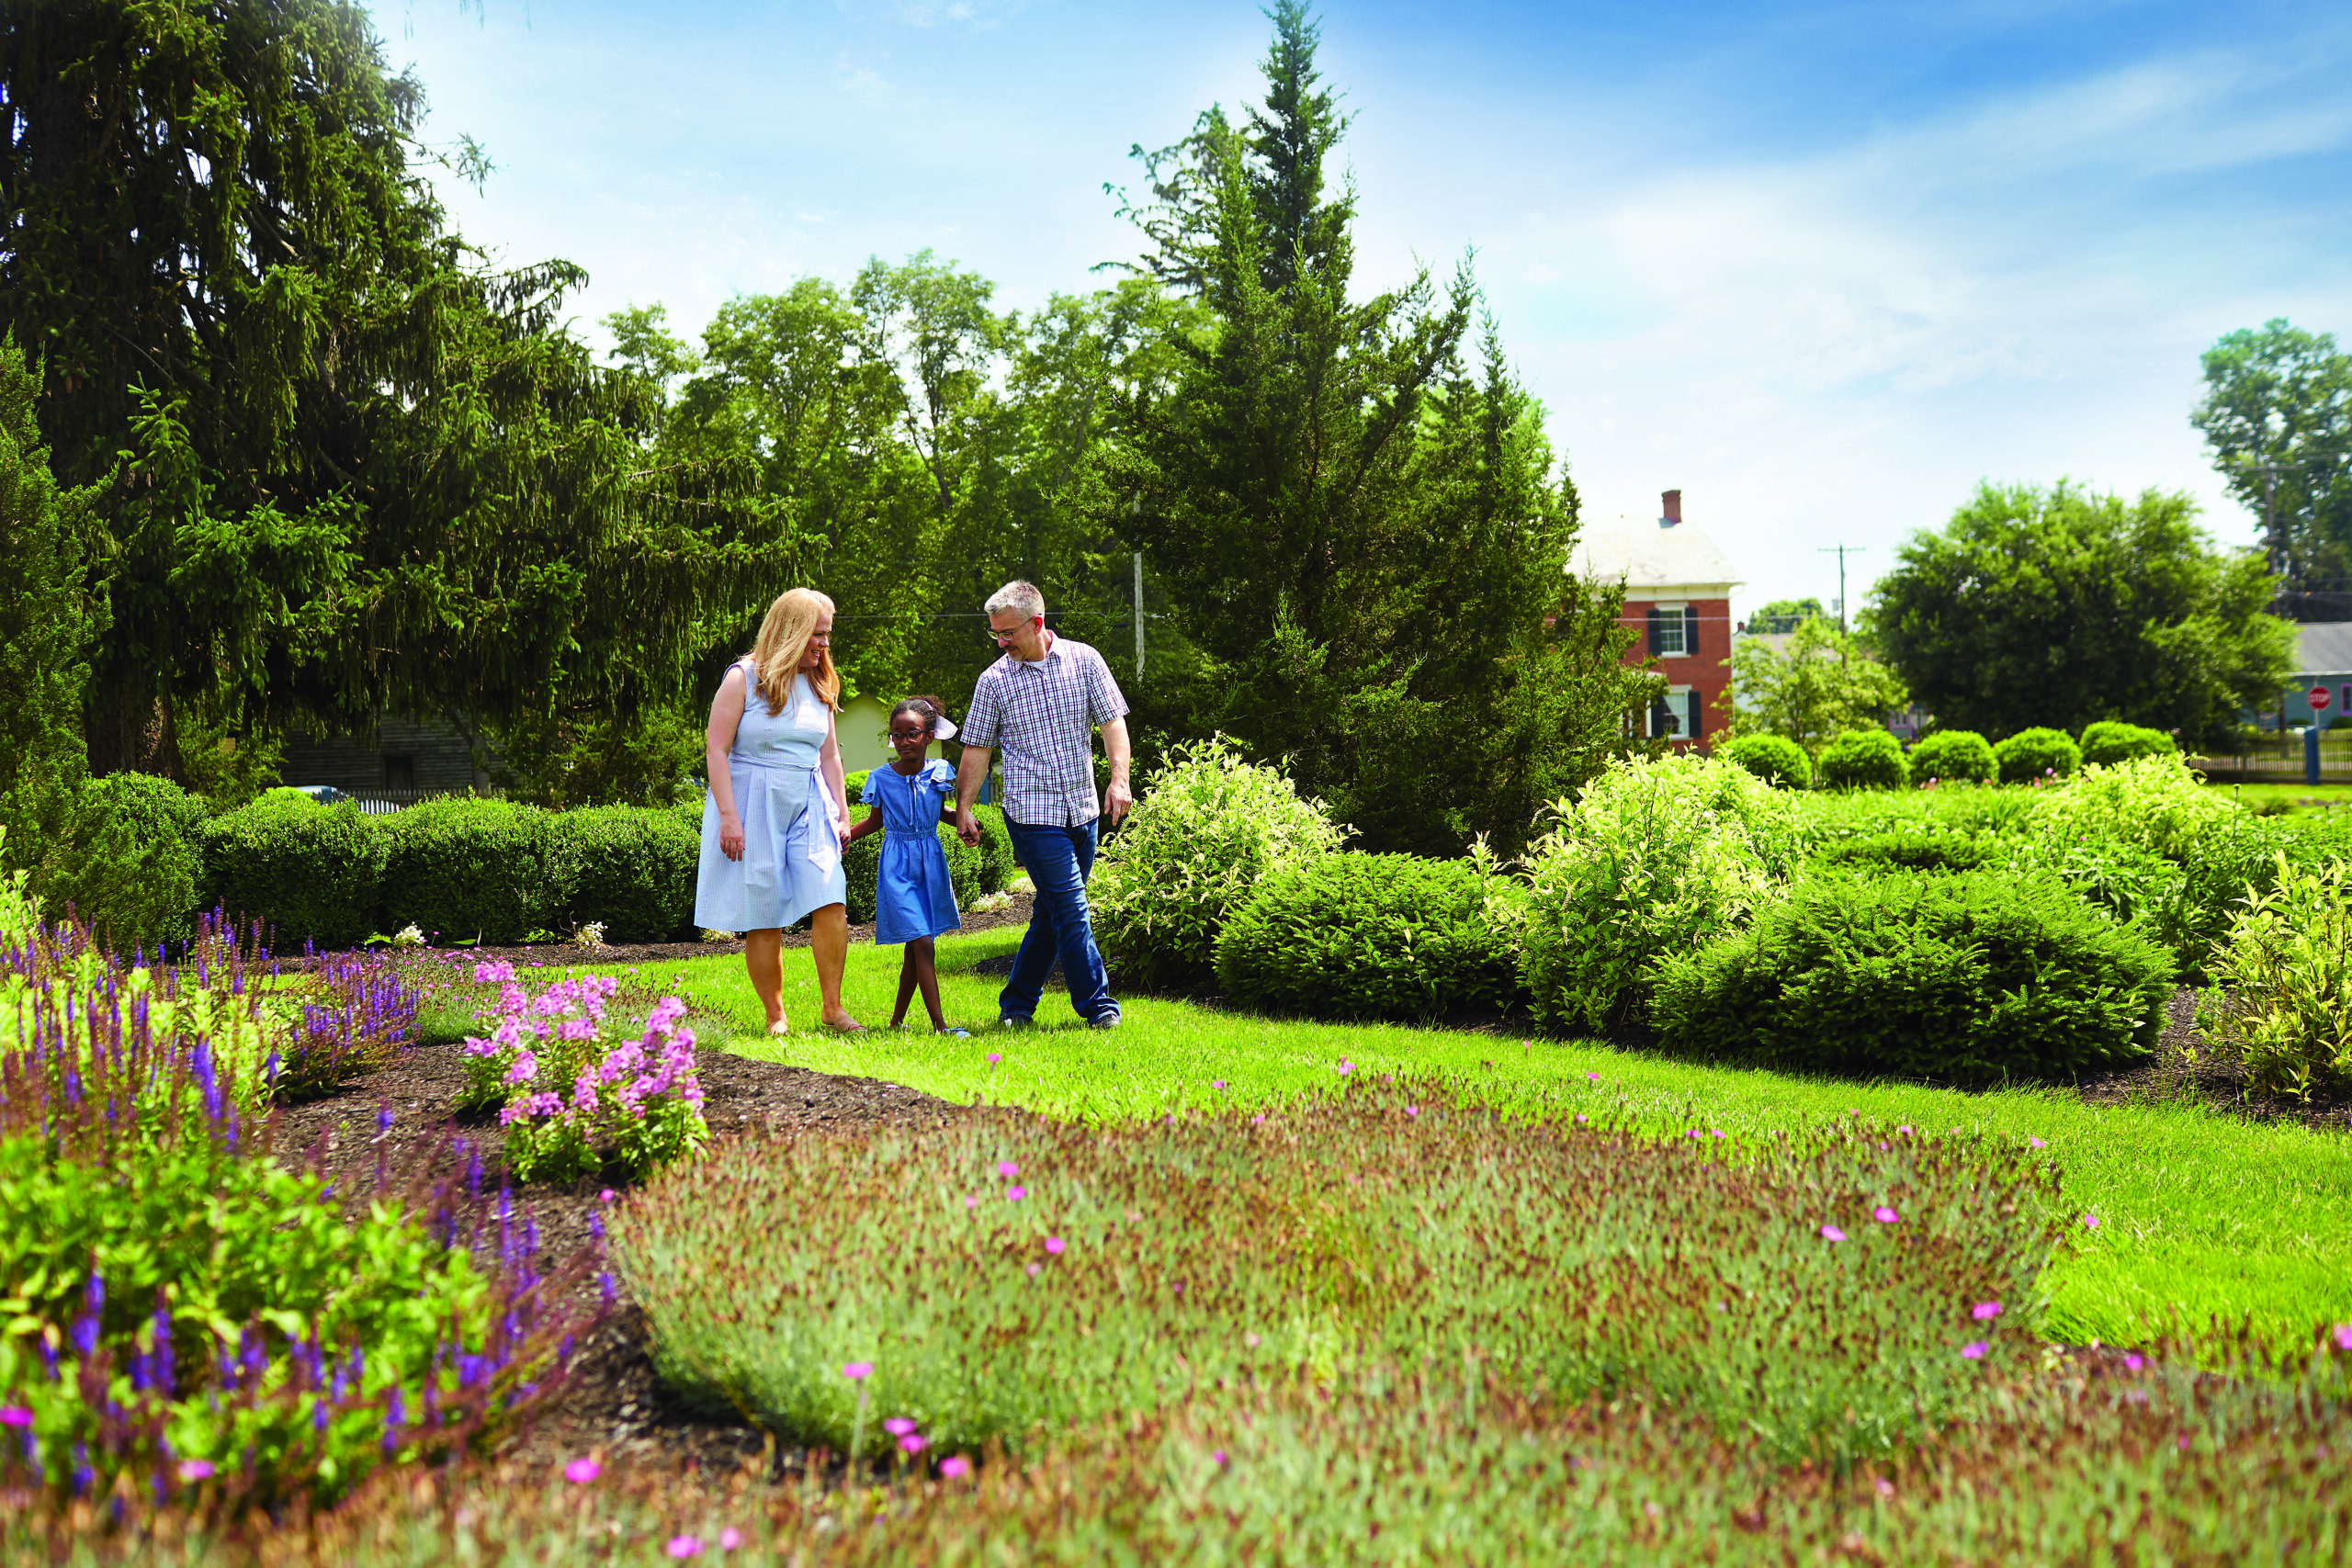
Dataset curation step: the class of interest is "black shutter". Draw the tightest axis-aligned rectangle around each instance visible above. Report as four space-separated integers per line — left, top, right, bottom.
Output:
1647 604 1663 655
1688 689 1704 743
1684 604 1701 657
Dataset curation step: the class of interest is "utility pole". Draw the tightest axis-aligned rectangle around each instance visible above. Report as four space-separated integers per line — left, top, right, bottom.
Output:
1130 492 1147 678
1819 544 1865 635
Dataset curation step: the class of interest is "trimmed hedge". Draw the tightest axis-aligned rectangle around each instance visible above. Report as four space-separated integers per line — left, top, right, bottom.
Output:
48 773 207 953
379 797 560 945
1811 832 1992 876
2078 721 2177 768
1213 853 1525 1021
1996 727 2081 784
1719 734 1812 790
1908 730 1996 785
1816 729 1907 791
1651 870 2170 1082
199 794 387 951
559 807 701 942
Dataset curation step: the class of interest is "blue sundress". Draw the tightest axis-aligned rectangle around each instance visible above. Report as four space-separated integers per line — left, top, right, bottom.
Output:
864 759 962 945
694 666 847 931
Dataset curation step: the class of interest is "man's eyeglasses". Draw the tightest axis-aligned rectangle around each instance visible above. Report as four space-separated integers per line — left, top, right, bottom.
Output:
985 619 1037 647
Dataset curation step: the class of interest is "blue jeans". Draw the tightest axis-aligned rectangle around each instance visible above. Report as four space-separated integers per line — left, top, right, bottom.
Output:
1001 818 1117 1023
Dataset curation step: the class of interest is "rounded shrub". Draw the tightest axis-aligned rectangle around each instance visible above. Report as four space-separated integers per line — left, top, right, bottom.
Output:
2078 720 2177 768
199 794 387 951
1214 852 1524 1021
557 807 701 942
1995 727 2081 784
1816 729 1907 791
1520 753 1803 1032
1810 832 1992 876
1719 733 1812 790
1091 739 1347 989
967 803 1014 895
1651 870 2171 1082
379 797 561 945
48 772 206 953
2029 753 2233 863
1907 729 1996 785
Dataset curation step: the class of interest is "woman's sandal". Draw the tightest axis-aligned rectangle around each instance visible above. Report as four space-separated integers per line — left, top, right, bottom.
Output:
766 1018 791 1037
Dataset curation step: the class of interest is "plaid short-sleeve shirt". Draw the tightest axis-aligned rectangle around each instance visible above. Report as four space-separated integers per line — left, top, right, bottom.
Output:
960 636 1128 827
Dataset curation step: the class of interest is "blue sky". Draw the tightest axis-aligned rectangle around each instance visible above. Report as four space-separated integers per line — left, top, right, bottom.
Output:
367 0 2352 613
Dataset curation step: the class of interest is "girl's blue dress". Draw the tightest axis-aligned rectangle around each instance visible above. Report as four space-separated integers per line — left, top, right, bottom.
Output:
865 760 962 944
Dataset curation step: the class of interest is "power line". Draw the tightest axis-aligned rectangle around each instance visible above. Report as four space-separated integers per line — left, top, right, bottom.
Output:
1818 544 1866 634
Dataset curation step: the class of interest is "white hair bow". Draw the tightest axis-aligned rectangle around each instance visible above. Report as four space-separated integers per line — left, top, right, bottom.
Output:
932 715 959 742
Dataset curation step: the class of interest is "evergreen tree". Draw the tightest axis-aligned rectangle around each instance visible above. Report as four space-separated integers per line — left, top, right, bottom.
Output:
1 0 775 777
1109 3 1653 855
0 334 107 889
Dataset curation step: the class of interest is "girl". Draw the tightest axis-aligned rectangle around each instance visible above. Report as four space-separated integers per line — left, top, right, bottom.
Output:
694 588 863 1035
846 695 967 1034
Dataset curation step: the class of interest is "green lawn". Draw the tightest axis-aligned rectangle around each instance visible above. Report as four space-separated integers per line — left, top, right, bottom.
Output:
2201 779 2352 815
599 927 2352 1350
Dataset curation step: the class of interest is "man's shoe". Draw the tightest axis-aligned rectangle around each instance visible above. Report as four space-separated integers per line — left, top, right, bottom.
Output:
999 1014 1035 1031
1086 1010 1122 1031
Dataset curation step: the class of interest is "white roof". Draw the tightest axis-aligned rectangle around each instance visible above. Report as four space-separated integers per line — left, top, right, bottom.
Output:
2292 622 2352 678
1571 521 1743 592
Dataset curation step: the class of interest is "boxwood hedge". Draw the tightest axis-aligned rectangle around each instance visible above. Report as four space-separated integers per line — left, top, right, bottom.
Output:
199 794 387 951
379 797 560 945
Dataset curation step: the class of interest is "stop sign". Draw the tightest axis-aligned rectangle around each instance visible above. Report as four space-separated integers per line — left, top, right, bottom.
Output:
2315 687 2335 711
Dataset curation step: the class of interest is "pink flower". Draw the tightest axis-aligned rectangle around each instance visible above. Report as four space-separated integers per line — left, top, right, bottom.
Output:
1245 1333 1261 1347
997 1161 1019 1179
941 1456 972 1478
668 1536 703 1558
2125 1354 2144 1371
899 1433 926 1454
1873 1206 1899 1224
1586 1072 1600 1082
2030 1136 2047 1150
1336 1061 1352 1075
176 1459 216 1482
1961 1342 1988 1359
1045 1236 1066 1255
985 1053 1001 1064
1406 1106 1419 1118
842 1361 874 1381
2334 1325 2352 1352
1712 1130 1726 1139
965 1196 978 1210
1211 1450 1228 1465
1873 1477 1894 1497
718 1528 743 1551
0 1406 29 1428
1820 1224 1847 1242
883 1418 918 1437
1211 1079 1227 1090
2083 1212 2100 1230
1574 1112 1588 1125
1006 1186 1026 1201
600 1190 616 1203
1972 1302 2003 1321
1025 1262 1041 1277
1250 1114 1265 1125
564 1457 603 1484
1896 1124 1914 1135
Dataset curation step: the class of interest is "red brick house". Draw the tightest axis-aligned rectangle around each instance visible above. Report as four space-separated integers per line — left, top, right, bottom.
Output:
1571 490 1742 749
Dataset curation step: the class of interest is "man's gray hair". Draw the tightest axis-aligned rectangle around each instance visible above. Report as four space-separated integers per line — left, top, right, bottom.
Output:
985 580 1046 620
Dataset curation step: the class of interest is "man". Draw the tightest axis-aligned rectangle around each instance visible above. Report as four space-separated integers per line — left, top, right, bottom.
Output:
955 580 1133 1029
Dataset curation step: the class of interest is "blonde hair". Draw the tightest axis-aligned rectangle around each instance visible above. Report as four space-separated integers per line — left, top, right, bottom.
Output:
746 589 840 716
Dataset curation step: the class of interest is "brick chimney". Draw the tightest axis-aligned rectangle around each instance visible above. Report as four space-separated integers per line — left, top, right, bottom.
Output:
1659 489 1682 529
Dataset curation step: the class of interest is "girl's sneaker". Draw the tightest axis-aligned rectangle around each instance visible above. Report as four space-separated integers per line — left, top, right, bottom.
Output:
937 1026 973 1038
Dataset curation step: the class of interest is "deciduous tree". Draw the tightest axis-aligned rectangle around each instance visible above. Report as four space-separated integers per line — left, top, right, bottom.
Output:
2192 319 2352 621
1726 616 1908 754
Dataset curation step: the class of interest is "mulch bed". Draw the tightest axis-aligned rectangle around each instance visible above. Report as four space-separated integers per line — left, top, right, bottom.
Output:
2075 986 2352 1133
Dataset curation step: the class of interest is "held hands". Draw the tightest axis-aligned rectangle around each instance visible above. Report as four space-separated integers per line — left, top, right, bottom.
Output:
956 806 981 847
719 811 746 862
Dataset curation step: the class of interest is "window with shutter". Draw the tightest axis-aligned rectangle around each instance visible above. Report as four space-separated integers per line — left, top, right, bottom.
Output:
1683 604 1701 657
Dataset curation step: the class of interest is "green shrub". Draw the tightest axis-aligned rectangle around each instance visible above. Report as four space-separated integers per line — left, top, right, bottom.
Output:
1091 739 1348 988
1719 733 1812 789
46 772 206 953
1995 727 2081 784
1815 729 1907 790
1213 853 1525 1021
378 797 560 945
2029 754 2233 863
1999 833 2185 932
1811 831 1992 876
0 1128 537 1505
1652 871 2172 1081
1520 754 1804 1031
1908 729 1996 784
557 807 700 942
2199 858 2352 1100
199 795 387 951
843 769 869 805
968 803 1014 896
615 1079 2055 1472
2078 720 2177 768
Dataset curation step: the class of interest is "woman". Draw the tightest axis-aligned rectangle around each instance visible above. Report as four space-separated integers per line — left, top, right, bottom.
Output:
695 588 864 1034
